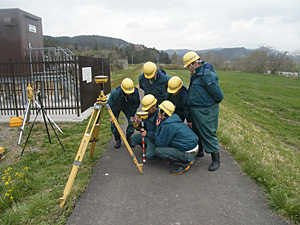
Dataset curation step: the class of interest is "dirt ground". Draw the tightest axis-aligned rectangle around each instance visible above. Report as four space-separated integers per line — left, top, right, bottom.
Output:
0 123 40 167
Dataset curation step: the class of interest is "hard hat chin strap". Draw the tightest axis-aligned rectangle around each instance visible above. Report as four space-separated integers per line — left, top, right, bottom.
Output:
159 108 166 119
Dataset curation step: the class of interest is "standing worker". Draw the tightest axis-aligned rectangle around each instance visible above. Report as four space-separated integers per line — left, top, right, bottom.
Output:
130 94 159 160
108 78 140 149
155 100 199 175
167 76 189 122
139 61 171 104
183 51 224 171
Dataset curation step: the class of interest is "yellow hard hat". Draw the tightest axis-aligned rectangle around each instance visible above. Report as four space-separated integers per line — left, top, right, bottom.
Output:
121 78 135 94
143 61 157 79
141 94 157 111
167 76 183 94
159 100 175 117
183 51 200 68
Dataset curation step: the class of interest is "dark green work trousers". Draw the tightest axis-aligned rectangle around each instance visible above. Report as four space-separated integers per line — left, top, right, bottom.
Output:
155 147 196 163
110 110 135 135
191 104 220 153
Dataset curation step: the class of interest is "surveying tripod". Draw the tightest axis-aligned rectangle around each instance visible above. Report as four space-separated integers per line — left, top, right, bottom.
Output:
19 84 65 157
60 75 143 208
18 84 63 145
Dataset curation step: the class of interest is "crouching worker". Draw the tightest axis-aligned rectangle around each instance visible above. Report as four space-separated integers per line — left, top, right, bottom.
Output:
107 78 140 149
130 94 159 160
155 100 199 175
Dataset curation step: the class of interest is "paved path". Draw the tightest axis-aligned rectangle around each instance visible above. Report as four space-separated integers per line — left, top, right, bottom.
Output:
66 121 287 225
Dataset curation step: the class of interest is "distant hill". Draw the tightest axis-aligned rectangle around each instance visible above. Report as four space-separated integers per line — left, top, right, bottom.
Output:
164 49 194 56
44 35 132 49
44 35 258 60
164 48 223 56
164 47 257 60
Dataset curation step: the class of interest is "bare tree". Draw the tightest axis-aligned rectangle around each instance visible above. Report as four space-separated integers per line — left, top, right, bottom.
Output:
292 50 300 72
171 52 182 65
201 52 227 70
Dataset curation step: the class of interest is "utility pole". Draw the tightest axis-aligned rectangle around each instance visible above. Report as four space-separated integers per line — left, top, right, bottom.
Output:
131 54 133 66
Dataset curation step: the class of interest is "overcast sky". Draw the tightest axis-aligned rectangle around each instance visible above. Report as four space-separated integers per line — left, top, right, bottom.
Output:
1 0 300 52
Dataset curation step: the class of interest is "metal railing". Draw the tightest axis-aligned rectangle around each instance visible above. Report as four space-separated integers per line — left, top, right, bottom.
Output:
0 55 80 117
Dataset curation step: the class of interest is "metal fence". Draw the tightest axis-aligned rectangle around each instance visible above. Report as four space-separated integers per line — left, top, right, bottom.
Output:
0 55 80 117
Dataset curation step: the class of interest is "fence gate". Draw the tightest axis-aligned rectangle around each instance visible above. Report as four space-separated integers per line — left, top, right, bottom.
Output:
78 56 111 113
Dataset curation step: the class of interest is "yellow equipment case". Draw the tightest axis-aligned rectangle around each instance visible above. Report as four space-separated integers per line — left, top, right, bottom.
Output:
9 116 25 127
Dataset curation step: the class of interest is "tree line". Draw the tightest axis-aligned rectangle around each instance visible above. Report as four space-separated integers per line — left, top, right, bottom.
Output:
192 46 299 74
44 36 171 69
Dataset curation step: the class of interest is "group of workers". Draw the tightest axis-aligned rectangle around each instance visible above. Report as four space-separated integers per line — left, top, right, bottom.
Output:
107 51 224 175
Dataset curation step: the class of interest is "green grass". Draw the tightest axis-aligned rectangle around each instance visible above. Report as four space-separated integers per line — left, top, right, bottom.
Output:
110 64 143 88
218 104 300 222
1 66 299 224
0 110 112 224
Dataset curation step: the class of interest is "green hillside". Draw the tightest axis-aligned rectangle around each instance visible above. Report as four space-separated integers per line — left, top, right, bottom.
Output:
44 35 132 49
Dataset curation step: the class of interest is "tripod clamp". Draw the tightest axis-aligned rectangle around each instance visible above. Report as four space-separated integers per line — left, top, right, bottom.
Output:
26 84 34 101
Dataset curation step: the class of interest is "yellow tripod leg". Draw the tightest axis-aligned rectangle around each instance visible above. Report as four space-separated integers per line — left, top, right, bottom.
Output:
90 106 104 157
60 109 102 208
106 104 143 174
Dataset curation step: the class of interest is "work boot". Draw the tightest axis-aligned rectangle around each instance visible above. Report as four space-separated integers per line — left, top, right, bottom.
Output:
114 133 121 149
170 161 191 175
126 133 135 148
208 152 220 171
196 142 204 157
196 147 204 157
167 156 179 165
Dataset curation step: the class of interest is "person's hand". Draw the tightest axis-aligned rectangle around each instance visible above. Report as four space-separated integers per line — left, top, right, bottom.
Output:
187 122 192 129
110 118 113 124
141 128 147 137
135 118 140 126
130 117 140 128
156 119 161 126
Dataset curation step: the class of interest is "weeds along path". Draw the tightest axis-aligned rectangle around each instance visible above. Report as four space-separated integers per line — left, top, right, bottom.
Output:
218 104 300 223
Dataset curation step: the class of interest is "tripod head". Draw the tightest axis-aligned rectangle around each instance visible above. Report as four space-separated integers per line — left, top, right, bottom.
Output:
95 75 108 102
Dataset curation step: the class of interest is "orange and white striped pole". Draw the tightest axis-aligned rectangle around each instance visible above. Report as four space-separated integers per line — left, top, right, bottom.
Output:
141 120 146 163
136 111 148 163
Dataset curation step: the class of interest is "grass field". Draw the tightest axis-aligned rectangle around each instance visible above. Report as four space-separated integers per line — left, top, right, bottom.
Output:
0 64 299 224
